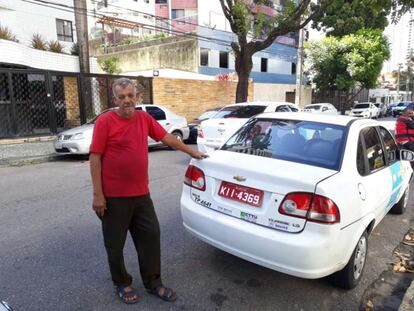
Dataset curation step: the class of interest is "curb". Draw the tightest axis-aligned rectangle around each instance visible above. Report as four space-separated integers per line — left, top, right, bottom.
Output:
399 280 414 311
0 136 55 145
0 154 60 167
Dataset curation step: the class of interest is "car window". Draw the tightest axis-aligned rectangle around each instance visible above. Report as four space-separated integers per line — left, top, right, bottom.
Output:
354 104 370 109
221 118 345 170
304 105 321 110
212 105 266 119
356 137 367 175
289 105 299 112
275 105 290 112
146 106 166 121
361 127 385 172
379 126 398 165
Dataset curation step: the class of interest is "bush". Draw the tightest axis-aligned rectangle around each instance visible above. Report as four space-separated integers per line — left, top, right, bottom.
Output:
119 37 138 45
98 56 121 74
31 34 47 50
48 40 64 53
0 25 18 42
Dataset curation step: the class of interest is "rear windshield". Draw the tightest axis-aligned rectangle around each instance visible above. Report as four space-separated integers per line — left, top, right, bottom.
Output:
354 104 370 109
221 118 346 170
212 105 267 119
304 105 321 110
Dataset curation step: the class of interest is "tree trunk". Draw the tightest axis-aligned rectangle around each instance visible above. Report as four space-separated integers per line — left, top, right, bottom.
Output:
234 46 253 103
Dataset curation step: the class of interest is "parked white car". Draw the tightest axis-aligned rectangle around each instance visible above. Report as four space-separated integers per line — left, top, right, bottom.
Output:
349 102 379 118
302 103 338 115
181 112 413 289
54 104 189 154
197 102 299 153
374 103 387 117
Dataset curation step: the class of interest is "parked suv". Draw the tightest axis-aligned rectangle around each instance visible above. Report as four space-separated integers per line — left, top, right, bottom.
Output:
54 104 189 154
392 101 414 117
197 101 299 153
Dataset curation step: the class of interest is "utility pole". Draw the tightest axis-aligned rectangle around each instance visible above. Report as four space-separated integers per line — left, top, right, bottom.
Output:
74 0 90 74
295 27 305 107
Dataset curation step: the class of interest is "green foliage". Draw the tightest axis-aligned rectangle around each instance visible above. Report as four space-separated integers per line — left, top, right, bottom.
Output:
0 25 18 42
311 0 391 37
31 34 47 50
119 37 139 45
48 40 64 53
305 29 390 92
391 0 414 22
232 2 251 37
98 56 121 74
71 42 79 56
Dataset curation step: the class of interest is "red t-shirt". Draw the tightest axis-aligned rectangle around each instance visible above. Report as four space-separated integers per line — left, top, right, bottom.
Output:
90 110 167 197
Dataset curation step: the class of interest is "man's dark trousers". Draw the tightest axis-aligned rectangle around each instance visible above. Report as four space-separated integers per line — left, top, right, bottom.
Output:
100 194 162 289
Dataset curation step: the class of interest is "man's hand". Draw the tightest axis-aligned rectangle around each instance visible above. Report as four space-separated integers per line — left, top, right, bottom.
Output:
93 193 107 217
189 149 209 160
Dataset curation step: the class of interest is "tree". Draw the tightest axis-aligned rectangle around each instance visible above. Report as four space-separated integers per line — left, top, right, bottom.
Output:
311 0 391 37
305 29 390 110
219 0 323 103
97 56 121 74
391 0 414 22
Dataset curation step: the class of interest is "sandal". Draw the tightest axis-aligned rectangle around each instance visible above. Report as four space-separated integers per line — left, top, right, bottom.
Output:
147 285 177 302
116 286 138 304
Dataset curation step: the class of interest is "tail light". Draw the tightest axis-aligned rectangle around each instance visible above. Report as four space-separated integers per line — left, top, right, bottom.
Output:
278 192 340 224
184 165 206 191
197 126 204 138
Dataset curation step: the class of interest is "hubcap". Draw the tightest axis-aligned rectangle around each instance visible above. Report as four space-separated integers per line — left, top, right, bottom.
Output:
353 236 367 280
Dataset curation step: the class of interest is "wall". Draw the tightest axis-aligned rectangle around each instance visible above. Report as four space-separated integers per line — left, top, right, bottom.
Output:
0 0 76 53
0 40 98 72
63 76 81 127
96 37 198 73
152 77 254 121
253 83 312 107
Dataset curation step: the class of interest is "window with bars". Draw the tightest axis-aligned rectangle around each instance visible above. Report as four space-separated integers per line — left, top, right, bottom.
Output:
56 19 73 42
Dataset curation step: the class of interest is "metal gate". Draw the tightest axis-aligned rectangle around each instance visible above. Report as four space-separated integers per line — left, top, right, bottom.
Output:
0 69 80 138
0 69 153 139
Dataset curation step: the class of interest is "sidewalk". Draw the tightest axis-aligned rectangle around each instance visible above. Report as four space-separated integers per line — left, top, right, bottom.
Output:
0 136 59 166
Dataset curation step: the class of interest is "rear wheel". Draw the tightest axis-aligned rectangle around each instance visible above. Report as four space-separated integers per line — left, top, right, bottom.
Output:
390 185 409 214
331 231 368 289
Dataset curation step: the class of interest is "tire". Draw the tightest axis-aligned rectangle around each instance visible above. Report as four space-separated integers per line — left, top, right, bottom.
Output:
169 131 183 150
331 231 368 289
390 185 409 214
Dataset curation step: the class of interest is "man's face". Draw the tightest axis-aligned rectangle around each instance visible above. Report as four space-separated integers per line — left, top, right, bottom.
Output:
113 84 137 118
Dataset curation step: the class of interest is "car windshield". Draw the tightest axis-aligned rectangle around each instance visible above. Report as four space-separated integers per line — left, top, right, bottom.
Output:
221 118 345 170
197 110 218 121
398 102 410 107
304 105 321 110
374 103 380 107
354 104 370 109
212 105 267 119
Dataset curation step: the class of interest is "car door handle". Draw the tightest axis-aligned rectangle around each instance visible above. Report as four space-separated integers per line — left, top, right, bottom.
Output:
166 123 170 125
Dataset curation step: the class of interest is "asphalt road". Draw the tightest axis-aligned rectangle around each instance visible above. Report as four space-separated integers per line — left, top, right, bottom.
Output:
0 140 413 311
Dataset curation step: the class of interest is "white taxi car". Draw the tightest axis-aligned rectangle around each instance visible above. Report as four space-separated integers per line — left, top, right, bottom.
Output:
302 103 338 115
197 102 299 153
349 102 379 119
54 104 189 154
181 112 413 289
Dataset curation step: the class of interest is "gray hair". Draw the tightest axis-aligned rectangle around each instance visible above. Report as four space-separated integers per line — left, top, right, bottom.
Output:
112 78 137 97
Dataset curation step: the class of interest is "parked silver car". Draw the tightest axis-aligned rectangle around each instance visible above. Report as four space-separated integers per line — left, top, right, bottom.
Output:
54 104 189 155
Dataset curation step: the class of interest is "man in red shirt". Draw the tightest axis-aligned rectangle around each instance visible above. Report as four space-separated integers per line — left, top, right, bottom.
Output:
395 107 414 151
90 78 207 304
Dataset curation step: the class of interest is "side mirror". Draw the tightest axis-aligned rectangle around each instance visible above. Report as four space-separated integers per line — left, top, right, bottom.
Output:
400 149 414 161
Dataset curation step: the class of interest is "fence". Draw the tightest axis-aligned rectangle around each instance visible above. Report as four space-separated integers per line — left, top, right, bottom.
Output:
0 69 152 139
312 88 369 113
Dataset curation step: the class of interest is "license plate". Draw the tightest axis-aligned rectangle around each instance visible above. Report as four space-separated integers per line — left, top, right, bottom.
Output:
55 142 63 149
218 181 263 207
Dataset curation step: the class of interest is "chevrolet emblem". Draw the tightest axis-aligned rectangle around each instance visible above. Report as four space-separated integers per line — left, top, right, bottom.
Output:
233 175 246 182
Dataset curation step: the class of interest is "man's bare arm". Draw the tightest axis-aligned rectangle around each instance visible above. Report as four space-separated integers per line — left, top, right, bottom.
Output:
161 133 208 159
89 153 106 216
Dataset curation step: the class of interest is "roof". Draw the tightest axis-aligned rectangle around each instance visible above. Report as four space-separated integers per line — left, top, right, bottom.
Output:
254 112 370 127
226 101 298 107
